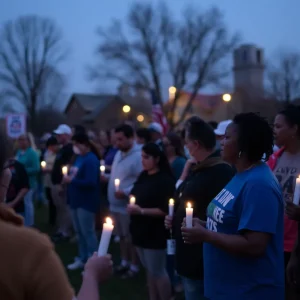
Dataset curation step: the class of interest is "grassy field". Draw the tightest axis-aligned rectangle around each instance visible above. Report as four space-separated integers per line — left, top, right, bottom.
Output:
36 205 149 300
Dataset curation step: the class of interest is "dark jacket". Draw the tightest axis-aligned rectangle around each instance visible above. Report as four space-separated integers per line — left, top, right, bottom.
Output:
174 152 235 280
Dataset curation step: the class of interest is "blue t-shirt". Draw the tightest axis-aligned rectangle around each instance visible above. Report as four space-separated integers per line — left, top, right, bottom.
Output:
203 163 284 300
67 152 101 213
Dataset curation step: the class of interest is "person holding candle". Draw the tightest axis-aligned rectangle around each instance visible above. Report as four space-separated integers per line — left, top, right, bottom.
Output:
269 105 300 299
165 117 234 300
64 132 101 270
43 136 59 227
182 113 284 299
105 124 143 277
16 133 40 226
51 124 74 242
128 142 175 300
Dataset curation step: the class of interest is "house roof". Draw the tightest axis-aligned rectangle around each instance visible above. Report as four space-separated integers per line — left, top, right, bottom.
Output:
64 93 117 113
82 96 123 122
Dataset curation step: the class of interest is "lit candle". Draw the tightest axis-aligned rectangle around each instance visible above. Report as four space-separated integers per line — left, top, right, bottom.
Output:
169 198 174 217
293 176 300 205
98 217 114 256
114 178 120 191
41 161 46 169
100 165 105 175
186 202 193 228
62 166 68 177
129 196 136 205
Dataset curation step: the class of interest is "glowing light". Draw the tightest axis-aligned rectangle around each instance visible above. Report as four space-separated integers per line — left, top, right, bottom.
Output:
169 198 174 205
187 202 192 209
169 86 177 94
137 114 144 122
122 105 131 113
222 93 232 102
105 217 113 226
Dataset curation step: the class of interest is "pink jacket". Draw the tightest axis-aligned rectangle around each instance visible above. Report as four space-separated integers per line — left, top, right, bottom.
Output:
267 148 298 252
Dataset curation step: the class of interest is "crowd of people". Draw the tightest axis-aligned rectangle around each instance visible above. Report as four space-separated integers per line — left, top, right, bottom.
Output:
1 105 300 300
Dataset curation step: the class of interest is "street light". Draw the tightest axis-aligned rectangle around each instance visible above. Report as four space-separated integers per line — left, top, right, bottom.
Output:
137 114 144 122
222 93 232 102
122 105 131 113
169 86 176 100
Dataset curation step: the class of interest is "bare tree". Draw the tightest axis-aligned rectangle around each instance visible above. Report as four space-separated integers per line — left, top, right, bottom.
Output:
267 50 300 103
34 106 66 136
91 2 239 127
0 15 67 130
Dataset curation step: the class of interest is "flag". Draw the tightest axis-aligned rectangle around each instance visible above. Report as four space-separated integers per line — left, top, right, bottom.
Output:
150 90 169 134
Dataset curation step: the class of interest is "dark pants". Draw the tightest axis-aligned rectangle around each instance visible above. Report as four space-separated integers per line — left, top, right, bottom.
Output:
45 187 56 226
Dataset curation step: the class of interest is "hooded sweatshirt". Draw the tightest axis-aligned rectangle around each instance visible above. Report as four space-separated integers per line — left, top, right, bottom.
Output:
108 143 143 214
0 204 74 300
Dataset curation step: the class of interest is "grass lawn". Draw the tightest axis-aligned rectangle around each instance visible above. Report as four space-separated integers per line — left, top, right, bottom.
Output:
36 205 148 300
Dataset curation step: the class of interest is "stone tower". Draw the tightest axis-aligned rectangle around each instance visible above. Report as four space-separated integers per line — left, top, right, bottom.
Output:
233 44 265 98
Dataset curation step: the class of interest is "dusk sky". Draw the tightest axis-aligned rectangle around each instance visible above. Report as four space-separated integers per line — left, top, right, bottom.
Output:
1 0 299 97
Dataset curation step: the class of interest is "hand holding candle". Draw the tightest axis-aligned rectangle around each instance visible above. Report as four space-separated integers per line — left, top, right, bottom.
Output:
293 176 300 205
169 198 174 217
114 178 120 191
186 202 193 228
98 217 114 256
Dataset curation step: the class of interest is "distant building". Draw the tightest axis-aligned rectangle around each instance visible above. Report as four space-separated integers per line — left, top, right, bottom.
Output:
64 85 152 130
170 44 280 123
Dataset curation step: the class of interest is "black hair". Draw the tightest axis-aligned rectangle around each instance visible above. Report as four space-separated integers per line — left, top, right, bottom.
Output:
166 132 185 157
46 136 58 147
115 124 134 138
185 117 216 150
136 128 151 144
0 128 12 171
233 112 273 162
73 124 86 135
278 105 300 137
72 132 101 160
142 142 173 175
208 121 218 130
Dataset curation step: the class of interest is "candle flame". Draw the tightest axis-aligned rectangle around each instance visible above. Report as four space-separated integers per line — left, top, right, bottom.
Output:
100 165 105 171
41 161 46 168
298 175 300 179
105 217 113 225
187 202 192 209
62 166 68 174
130 196 136 204
169 198 174 205
114 178 120 185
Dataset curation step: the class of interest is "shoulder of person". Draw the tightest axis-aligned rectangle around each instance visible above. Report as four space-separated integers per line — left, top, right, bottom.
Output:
1 220 53 256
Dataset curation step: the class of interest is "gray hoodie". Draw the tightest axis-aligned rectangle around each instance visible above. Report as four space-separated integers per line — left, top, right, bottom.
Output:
108 143 143 214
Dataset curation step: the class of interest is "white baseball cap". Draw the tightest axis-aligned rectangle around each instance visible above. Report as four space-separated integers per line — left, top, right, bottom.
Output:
53 124 72 135
148 122 163 134
214 120 232 136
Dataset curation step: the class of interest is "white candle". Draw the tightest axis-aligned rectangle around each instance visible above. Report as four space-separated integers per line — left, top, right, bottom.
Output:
62 166 68 176
293 176 300 205
169 198 174 217
100 165 105 175
98 217 114 256
114 178 120 191
129 196 136 205
186 202 193 228
41 161 46 169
